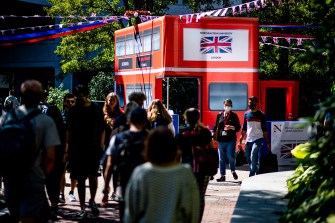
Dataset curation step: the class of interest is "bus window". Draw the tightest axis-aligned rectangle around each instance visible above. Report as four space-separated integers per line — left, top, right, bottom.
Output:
153 27 160 50
116 36 126 56
126 34 134 55
209 83 248 111
116 84 125 108
143 29 152 52
126 83 152 108
134 32 143 54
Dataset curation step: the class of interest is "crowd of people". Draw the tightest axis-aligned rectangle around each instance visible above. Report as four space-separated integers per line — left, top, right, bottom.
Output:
0 79 271 223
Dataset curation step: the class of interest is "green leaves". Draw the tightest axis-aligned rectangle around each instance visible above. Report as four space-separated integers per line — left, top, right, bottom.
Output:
47 83 69 110
280 94 335 222
88 72 114 100
291 142 311 160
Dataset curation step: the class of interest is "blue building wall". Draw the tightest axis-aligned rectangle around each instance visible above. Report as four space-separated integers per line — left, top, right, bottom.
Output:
0 0 72 99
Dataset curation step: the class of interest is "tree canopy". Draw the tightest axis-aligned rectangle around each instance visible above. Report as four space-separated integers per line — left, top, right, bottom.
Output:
46 0 334 109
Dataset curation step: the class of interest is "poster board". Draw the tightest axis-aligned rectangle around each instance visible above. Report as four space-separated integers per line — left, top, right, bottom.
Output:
271 121 311 165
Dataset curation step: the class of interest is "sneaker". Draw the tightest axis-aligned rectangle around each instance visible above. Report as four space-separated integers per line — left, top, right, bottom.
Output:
216 176 226 182
232 171 238 180
89 200 100 216
59 194 65 203
110 192 116 200
73 210 87 220
68 193 77 202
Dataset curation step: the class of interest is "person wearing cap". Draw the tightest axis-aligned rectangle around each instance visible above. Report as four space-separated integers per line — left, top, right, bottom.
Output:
238 96 271 177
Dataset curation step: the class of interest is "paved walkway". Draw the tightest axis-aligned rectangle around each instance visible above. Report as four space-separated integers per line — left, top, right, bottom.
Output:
231 170 294 223
0 165 295 222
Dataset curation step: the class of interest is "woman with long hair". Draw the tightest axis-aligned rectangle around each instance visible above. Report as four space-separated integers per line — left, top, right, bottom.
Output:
176 108 215 222
101 92 127 205
147 99 175 136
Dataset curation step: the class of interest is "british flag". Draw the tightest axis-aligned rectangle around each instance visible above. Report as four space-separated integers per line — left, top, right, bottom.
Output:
200 36 232 54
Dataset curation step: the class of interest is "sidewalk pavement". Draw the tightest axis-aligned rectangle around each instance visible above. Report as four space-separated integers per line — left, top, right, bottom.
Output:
230 170 294 223
0 165 296 223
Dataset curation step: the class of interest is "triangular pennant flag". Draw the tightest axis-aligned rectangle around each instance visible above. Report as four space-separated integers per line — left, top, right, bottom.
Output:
261 36 267 43
195 13 202 22
212 9 222 17
207 10 217 16
232 6 237 15
247 3 251 12
219 8 228 17
253 0 260 9
273 37 278 44
238 4 244 14
285 38 291 44
297 38 302 45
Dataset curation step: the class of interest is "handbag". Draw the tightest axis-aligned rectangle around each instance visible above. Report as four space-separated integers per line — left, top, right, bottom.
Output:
213 128 219 141
258 151 278 174
213 112 222 141
192 145 219 176
235 149 245 167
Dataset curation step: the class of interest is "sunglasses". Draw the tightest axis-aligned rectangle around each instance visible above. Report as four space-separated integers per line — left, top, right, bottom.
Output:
66 100 76 104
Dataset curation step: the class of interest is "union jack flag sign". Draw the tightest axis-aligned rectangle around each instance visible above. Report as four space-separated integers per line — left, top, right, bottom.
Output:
200 36 232 54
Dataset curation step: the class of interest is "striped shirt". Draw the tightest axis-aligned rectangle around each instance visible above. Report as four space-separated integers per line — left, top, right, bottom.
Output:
242 110 267 142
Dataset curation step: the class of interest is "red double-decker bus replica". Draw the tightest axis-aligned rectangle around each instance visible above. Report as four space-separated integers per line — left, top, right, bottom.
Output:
114 15 299 130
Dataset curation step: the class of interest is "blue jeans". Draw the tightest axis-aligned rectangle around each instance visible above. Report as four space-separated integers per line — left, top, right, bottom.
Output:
218 141 236 176
245 138 263 176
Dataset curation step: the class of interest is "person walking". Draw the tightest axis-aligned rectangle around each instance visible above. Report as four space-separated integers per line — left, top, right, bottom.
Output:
4 90 19 109
39 90 67 220
2 80 60 223
238 96 271 177
102 107 149 222
59 93 77 203
124 126 200 223
213 99 241 182
147 99 175 135
128 91 147 108
66 84 105 219
101 92 127 201
176 108 215 222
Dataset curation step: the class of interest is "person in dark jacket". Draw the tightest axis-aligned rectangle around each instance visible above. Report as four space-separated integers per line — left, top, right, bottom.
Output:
213 99 241 182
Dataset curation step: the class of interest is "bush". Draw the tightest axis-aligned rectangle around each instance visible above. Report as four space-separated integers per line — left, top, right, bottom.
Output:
279 95 335 223
88 72 114 101
47 83 69 111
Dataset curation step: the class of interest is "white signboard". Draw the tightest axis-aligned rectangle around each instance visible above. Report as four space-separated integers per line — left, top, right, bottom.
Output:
183 28 249 61
271 121 310 165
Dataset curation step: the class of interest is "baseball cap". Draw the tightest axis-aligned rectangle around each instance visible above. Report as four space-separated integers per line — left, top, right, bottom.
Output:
248 96 258 103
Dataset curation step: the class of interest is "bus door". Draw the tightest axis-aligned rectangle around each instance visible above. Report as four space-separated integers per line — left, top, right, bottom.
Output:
260 80 299 121
161 76 201 126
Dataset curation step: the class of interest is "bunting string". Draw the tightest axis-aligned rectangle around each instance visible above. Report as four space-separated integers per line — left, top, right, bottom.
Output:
0 0 316 48
260 42 307 51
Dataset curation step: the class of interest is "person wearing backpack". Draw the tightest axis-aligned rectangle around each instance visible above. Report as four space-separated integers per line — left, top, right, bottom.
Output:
124 126 200 223
103 107 149 222
176 108 216 222
39 90 67 220
1 80 61 223
4 89 20 109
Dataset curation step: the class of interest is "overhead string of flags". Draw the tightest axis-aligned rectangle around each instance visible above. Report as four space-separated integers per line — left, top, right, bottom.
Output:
0 0 316 49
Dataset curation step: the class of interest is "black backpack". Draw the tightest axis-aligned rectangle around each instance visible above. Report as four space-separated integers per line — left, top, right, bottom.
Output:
113 131 147 188
0 109 41 177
